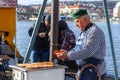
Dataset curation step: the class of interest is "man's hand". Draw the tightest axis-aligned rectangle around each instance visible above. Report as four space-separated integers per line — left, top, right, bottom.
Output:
55 49 68 60
39 32 46 38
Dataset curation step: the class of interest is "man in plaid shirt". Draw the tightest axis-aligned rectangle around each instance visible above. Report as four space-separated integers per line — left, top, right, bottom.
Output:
57 20 77 70
58 20 76 51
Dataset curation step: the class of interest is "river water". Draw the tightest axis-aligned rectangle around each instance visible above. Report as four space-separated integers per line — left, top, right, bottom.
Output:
16 20 120 77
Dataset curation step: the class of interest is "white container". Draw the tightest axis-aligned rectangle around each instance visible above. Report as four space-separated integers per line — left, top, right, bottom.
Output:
10 65 65 80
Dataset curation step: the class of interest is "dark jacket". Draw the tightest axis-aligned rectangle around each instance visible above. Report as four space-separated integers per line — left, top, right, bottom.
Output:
28 22 50 51
58 20 76 51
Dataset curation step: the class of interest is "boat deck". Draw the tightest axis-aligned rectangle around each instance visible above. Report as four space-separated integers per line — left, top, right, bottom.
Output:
0 68 117 80
0 69 12 80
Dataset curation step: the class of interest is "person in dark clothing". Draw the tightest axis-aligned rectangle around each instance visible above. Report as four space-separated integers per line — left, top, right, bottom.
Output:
44 14 51 28
28 16 50 62
56 20 78 70
58 20 76 51
44 14 51 38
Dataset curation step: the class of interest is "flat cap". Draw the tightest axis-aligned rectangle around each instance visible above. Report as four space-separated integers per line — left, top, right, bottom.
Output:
72 9 88 19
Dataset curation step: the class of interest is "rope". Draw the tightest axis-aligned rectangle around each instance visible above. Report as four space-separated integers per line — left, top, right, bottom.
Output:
77 64 101 80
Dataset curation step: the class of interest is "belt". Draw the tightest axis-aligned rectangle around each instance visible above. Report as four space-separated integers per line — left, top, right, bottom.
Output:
77 57 104 69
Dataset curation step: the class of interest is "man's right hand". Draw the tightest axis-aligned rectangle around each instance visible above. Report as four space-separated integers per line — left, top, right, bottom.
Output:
56 49 68 61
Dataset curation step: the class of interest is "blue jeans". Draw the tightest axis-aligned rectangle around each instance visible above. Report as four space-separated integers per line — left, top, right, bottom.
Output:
30 49 49 62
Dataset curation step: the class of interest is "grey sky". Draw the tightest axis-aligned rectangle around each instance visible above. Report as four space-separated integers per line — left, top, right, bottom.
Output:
18 0 119 5
18 0 96 5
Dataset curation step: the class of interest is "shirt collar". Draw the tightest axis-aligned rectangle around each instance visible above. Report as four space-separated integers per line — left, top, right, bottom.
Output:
83 22 93 31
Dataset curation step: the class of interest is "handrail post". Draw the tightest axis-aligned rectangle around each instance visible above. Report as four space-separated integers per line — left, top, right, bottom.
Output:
102 0 119 80
49 0 59 62
23 0 48 63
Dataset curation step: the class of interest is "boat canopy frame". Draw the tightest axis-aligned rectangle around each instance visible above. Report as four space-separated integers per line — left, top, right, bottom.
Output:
102 0 118 80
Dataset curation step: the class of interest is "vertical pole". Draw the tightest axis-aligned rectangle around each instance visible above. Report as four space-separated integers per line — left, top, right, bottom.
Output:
49 0 59 61
102 0 119 80
23 0 48 63
15 25 17 64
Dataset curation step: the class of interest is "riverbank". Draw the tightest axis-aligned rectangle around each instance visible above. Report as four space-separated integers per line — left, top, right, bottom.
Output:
17 17 120 23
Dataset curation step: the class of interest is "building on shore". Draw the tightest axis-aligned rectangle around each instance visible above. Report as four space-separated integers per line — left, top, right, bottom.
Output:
113 2 120 18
